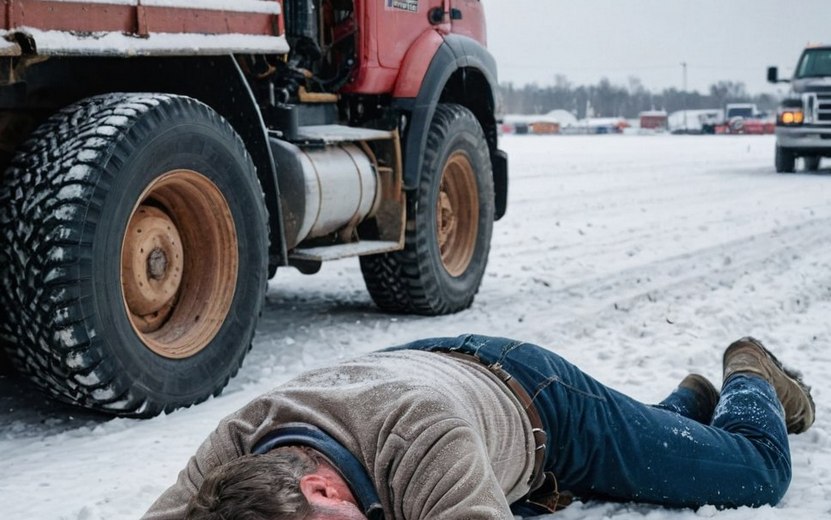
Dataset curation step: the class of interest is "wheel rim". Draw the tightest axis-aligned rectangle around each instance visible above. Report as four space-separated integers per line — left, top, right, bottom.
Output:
121 169 238 359
436 151 479 277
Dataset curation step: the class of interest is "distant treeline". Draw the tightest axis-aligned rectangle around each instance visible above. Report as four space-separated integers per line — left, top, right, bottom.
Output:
499 75 779 118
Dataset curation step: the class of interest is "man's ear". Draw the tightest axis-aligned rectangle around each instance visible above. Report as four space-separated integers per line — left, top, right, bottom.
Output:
300 473 342 505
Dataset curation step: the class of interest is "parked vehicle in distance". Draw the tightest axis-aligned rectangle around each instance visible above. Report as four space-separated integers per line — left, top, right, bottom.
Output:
696 104 773 135
710 103 774 135
768 44 831 173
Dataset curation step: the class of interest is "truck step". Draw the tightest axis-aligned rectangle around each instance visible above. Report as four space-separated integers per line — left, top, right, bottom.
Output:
290 241 401 262
293 125 395 144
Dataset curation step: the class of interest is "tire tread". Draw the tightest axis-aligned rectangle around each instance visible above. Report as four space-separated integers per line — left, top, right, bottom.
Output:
0 93 264 416
360 103 493 315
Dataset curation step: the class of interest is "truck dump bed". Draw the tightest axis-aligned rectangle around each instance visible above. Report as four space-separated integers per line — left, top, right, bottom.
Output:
0 0 288 57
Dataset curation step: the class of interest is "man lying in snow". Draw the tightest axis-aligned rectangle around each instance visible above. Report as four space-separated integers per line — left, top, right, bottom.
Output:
142 334 815 520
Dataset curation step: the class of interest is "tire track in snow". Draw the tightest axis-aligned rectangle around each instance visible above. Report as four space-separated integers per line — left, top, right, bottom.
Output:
480 216 831 328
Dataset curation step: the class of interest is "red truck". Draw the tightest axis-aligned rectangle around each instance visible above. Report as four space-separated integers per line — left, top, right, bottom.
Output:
710 104 775 135
0 0 507 416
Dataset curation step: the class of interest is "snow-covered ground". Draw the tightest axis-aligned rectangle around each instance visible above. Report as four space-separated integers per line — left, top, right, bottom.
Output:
1 134 830 519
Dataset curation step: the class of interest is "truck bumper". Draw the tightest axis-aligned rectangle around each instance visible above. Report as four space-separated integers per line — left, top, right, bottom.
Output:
776 125 831 154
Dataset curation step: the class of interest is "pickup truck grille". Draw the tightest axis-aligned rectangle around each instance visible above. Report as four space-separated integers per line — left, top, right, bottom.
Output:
816 93 831 124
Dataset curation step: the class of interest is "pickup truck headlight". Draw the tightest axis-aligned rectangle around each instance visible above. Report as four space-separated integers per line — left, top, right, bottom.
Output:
779 109 804 125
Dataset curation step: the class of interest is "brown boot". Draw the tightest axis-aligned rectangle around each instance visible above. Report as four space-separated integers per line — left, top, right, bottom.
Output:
723 337 816 434
679 373 720 413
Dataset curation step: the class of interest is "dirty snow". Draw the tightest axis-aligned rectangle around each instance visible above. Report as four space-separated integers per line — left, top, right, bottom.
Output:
1 134 830 519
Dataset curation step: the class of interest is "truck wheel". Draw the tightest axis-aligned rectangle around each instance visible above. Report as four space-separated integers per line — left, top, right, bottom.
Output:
804 156 821 171
775 146 796 174
360 104 494 315
0 94 268 416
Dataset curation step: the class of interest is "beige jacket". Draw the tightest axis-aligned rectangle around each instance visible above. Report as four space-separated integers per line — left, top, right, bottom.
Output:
142 350 536 519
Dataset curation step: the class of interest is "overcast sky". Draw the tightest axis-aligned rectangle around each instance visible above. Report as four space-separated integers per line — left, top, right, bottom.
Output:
484 0 831 95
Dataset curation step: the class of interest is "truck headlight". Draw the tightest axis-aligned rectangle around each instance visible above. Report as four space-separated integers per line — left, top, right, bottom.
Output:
779 110 804 125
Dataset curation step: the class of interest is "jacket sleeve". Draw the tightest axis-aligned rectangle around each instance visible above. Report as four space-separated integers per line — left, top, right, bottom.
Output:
387 418 515 520
140 397 281 520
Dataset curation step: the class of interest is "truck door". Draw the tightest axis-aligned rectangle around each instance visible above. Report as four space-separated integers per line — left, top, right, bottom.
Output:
377 0 446 69
449 0 486 44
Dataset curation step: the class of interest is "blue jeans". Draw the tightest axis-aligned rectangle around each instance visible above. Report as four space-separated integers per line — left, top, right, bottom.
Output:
391 334 791 509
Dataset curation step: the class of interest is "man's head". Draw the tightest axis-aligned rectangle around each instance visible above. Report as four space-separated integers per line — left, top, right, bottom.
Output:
185 446 368 520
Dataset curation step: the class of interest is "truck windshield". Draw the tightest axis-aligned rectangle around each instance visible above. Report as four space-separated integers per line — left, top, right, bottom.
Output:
795 48 831 78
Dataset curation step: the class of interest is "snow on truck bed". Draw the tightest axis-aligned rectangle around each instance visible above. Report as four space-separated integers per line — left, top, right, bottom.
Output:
3 28 290 56
1 134 830 519
30 0 281 14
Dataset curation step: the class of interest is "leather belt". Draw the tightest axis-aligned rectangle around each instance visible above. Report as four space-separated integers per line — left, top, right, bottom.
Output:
439 351 548 493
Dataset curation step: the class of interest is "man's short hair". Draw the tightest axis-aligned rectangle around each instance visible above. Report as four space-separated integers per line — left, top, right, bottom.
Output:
185 446 323 520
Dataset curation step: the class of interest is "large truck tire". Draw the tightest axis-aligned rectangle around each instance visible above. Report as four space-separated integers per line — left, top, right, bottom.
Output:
0 93 268 416
360 104 494 315
803 156 821 171
775 145 796 174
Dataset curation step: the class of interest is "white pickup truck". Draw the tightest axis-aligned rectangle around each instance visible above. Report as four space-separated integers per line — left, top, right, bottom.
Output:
768 45 831 173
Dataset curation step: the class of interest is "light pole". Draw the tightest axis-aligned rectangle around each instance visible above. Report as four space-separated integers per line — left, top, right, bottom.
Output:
681 61 688 132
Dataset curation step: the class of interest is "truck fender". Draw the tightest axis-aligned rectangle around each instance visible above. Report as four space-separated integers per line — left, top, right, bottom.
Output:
392 30 446 99
393 34 501 210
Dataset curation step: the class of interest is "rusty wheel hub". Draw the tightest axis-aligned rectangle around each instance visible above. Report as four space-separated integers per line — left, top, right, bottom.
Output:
436 152 479 277
121 170 238 359
122 206 183 332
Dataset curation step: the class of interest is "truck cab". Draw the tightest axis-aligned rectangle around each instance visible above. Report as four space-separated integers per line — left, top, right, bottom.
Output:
768 45 831 172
